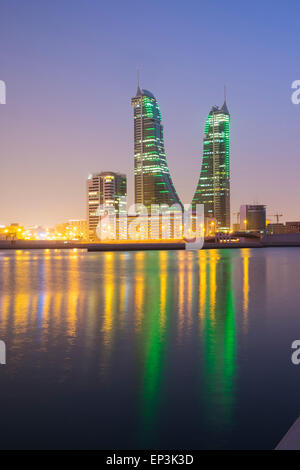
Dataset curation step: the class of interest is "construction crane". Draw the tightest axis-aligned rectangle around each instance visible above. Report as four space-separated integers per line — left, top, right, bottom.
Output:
269 213 283 223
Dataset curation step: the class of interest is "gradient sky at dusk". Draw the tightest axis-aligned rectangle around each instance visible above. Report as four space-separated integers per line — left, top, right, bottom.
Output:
1 0 299 226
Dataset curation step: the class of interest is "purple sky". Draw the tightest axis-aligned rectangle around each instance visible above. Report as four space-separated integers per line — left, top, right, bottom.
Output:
1 0 299 226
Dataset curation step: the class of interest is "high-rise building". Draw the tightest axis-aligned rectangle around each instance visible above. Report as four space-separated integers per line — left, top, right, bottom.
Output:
192 100 230 231
131 86 182 211
87 172 127 241
240 204 266 232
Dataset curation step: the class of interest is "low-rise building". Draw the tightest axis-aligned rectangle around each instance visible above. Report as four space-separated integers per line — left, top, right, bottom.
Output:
285 221 300 233
266 223 286 234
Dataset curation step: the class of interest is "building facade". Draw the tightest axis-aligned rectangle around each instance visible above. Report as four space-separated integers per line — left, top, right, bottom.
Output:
192 101 230 231
131 86 182 211
285 221 300 233
266 223 286 234
55 220 87 240
87 172 127 241
240 204 266 232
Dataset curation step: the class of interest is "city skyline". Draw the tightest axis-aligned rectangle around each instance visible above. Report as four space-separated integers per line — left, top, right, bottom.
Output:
0 80 294 230
1 1 300 226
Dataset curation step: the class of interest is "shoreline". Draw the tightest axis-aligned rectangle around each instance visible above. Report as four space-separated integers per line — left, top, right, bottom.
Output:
1 235 300 251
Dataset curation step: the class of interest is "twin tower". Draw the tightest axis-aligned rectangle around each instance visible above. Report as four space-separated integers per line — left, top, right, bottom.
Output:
131 86 231 231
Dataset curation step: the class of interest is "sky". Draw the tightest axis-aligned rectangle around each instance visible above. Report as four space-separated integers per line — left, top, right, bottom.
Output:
0 0 299 226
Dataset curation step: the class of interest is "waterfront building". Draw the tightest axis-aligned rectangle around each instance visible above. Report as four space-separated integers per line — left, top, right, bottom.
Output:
55 220 87 240
0 223 25 240
240 204 266 232
232 223 240 232
126 212 183 241
131 85 182 211
192 100 230 231
266 223 286 234
285 221 300 233
87 172 127 241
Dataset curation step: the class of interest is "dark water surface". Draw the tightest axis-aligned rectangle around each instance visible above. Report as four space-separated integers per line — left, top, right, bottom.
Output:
0 248 300 449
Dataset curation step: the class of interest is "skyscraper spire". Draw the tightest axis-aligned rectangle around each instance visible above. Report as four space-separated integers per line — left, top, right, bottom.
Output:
136 69 142 96
221 86 229 114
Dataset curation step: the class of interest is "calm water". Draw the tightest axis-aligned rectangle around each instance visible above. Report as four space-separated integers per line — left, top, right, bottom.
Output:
0 248 300 449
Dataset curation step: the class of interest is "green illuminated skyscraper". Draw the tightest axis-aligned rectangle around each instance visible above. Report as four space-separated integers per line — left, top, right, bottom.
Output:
131 86 182 210
192 100 230 231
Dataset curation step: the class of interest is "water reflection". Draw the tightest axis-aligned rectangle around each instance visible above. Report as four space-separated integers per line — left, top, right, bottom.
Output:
139 251 169 445
243 248 250 332
0 248 258 448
